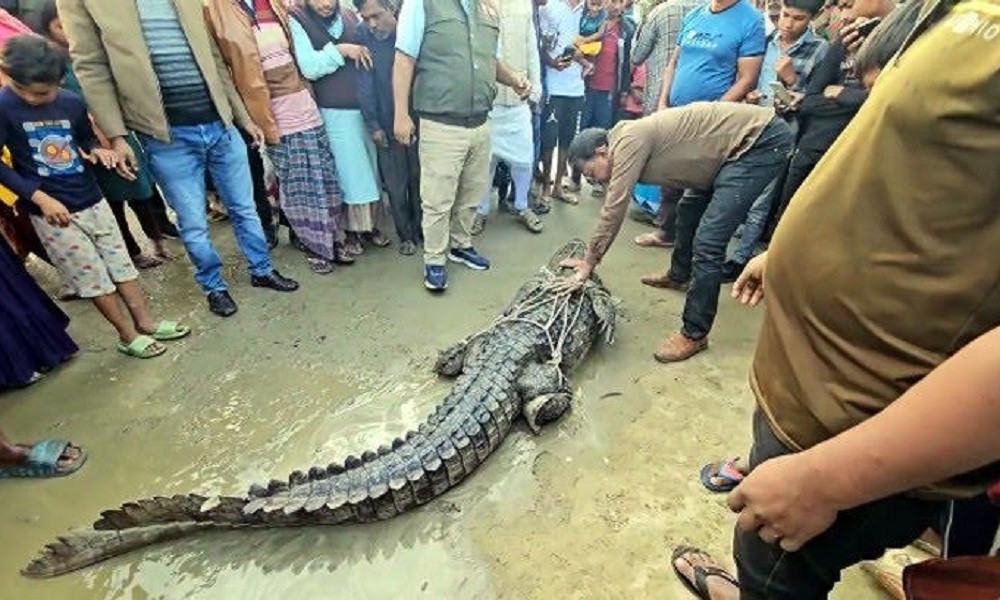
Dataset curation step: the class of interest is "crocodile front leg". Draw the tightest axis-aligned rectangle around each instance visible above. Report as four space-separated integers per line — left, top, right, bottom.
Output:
517 363 572 434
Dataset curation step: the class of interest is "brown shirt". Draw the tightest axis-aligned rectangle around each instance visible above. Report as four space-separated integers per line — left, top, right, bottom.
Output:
753 1 1000 498
585 102 774 264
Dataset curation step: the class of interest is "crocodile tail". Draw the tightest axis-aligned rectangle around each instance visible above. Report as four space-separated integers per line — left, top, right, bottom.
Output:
21 522 212 578
89 494 248 530
22 494 249 578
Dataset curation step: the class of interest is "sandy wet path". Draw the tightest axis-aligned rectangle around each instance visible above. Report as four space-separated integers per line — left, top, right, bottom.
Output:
0 196 884 599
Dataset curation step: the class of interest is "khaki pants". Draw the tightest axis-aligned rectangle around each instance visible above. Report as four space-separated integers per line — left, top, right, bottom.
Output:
418 118 491 266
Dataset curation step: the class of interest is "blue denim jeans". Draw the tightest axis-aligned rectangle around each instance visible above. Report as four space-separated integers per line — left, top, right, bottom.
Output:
669 118 793 339
731 174 780 265
140 123 272 293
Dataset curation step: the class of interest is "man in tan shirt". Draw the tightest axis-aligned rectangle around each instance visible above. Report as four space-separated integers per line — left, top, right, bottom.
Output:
560 102 792 361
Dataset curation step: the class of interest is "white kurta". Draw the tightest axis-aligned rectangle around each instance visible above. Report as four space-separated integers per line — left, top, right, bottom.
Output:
488 104 534 168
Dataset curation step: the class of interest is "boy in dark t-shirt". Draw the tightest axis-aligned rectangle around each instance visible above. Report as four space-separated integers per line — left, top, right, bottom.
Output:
0 35 189 358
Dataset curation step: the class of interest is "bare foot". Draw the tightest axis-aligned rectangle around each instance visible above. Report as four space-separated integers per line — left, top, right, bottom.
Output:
672 547 740 600
634 231 673 248
550 189 579 205
131 254 163 270
154 241 177 261
705 457 748 490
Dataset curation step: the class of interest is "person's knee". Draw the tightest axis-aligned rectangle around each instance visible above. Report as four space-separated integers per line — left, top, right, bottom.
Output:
691 236 727 268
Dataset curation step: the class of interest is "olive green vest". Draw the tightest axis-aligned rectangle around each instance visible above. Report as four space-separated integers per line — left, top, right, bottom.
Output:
412 0 499 126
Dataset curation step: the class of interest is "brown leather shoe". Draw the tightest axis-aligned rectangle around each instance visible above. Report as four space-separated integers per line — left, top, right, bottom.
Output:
641 271 689 290
654 332 708 363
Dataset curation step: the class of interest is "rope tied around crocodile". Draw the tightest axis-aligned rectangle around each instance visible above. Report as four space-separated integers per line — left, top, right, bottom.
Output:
461 264 613 384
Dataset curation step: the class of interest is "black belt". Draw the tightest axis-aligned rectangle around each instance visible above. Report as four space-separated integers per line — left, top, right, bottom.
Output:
419 112 489 129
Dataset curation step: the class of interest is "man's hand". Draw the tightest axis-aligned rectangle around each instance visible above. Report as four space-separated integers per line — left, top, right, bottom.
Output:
513 76 532 102
774 56 797 86
372 129 388 148
774 90 803 113
337 43 373 70
823 85 844 100
841 18 875 54
109 136 138 181
244 123 267 148
81 147 120 170
547 55 571 71
744 89 763 105
732 252 767 307
728 453 840 552
394 112 416 146
550 258 594 293
32 190 71 227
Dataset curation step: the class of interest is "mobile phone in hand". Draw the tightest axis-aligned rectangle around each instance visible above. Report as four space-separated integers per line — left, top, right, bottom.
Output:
769 82 795 104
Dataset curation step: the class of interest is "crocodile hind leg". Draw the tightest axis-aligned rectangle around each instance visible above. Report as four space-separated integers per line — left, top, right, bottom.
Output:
522 393 572 434
517 363 572 433
434 336 487 377
435 341 468 377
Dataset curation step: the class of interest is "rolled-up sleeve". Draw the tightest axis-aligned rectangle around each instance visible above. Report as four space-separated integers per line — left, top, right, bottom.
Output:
395 0 426 58
585 135 651 265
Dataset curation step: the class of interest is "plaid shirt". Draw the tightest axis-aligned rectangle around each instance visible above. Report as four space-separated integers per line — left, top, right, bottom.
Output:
630 0 703 114
757 27 828 101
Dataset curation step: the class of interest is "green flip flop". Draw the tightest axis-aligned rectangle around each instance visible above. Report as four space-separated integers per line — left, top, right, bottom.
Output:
150 320 191 341
117 335 167 359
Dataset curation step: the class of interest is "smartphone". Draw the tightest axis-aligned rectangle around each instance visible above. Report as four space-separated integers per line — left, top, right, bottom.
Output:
559 46 575 61
769 82 795 104
855 17 882 37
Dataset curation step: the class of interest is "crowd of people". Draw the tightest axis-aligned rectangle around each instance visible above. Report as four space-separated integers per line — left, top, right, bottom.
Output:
1 0 999 597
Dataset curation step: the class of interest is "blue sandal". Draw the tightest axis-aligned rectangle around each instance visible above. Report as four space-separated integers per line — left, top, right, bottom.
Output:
700 457 745 493
0 439 88 479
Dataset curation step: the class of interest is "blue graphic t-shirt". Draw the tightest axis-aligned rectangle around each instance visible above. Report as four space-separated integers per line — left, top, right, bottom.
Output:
668 0 766 107
0 88 103 215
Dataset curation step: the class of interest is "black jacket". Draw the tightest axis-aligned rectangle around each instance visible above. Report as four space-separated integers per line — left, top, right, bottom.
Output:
797 40 868 154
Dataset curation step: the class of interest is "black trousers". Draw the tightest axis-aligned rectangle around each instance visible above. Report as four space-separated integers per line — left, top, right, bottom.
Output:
108 198 163 257
735 410 944 599
239 129 275 237
763 146 824 242
147 187 177 235
657 186 685 242
377 140 422 244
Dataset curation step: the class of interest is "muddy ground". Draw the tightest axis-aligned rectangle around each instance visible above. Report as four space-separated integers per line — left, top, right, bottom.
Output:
0 196 886 599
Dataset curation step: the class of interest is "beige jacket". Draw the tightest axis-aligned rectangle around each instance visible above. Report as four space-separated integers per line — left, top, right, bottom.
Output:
56 0 253 142
495 0 542 107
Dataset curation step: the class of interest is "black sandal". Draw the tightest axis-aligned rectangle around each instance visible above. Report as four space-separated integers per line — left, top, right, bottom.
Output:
671 546 739 599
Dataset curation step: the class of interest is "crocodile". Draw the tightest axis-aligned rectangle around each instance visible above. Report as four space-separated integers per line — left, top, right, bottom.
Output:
22 240 616 578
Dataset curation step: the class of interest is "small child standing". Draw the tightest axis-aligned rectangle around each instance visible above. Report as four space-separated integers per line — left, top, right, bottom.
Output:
0 35 189 359
576 0 608 60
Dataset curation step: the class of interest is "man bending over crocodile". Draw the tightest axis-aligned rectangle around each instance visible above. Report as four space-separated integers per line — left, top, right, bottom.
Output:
557 102 792 363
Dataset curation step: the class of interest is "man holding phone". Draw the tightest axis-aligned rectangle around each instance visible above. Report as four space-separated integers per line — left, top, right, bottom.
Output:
746 0 827 107
537 0 586 206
